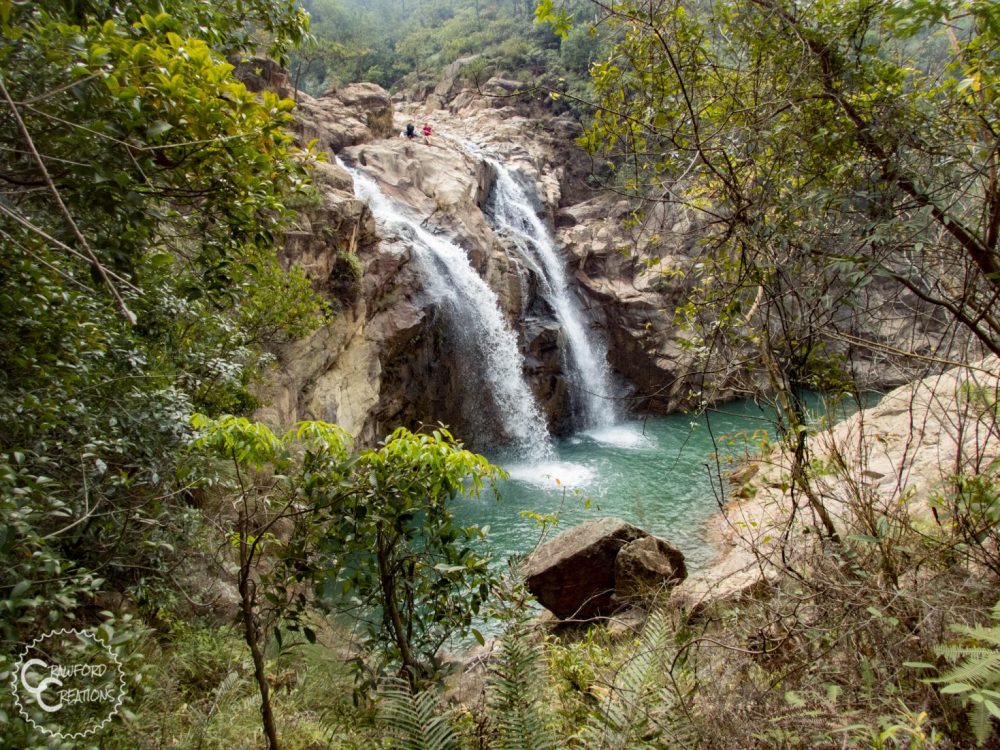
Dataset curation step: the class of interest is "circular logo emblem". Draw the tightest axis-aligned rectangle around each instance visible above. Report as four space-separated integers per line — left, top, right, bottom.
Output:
11 628 125 739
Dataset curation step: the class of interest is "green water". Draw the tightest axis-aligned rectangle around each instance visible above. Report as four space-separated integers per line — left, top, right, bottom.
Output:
452 400 783 572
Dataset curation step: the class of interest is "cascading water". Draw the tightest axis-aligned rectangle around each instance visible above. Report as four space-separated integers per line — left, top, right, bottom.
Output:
339 158 553 459
481 154 619 430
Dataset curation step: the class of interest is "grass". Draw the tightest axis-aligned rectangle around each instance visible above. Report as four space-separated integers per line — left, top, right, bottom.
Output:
100 619 380 750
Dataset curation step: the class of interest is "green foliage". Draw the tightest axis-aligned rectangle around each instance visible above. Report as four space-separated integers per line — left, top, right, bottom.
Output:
319 427 504 689
535 0 573 39
840 705 942 750
930 463 1000 576
487 625 558 750
579 611 695 749
546 626 614 726
190 413 291 468
376 678 461 750
924 601 1000 746
188 418 503 694
579 0 1000 378
99 621 382 749
0 0 322 741
292 0 596 95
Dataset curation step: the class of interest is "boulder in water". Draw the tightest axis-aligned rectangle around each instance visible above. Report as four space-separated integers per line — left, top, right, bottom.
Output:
614 535 687 603
525 517 647 619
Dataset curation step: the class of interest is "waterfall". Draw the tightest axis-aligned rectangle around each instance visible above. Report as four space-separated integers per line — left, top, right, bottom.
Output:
480 155 619 430
340 159 553 459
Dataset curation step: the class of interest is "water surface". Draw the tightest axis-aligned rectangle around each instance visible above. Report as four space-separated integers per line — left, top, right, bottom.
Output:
453 400 780 572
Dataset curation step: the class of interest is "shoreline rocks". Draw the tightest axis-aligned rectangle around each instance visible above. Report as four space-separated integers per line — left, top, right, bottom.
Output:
670 356 1000 617
525 517 687 620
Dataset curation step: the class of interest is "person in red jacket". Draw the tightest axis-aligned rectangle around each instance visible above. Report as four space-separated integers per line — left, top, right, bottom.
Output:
422 123 432 144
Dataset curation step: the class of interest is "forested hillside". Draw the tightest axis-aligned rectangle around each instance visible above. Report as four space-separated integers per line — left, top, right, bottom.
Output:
289 0 603 102
1 0 998 748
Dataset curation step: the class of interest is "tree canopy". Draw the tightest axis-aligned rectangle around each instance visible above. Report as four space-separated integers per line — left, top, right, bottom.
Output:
566 0 999 373
290 0 602 95
0 0 322 730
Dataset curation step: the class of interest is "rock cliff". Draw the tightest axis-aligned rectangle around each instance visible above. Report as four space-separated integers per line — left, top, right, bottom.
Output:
254 74 707 447
255 70 945 449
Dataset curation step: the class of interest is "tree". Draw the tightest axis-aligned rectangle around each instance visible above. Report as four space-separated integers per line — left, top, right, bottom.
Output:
573 0 999 359
539 0 999 541
0 1 320 742
188 418 502 745
188 416 353 750
317 426 502 691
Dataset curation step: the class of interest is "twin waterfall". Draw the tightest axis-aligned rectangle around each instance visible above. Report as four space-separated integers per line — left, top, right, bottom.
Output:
484 158 619 430
341 148 616 457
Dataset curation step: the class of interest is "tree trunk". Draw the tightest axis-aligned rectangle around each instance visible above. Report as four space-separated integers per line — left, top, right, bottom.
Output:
239 524 280 750
377 530 421 686
760 341 841 543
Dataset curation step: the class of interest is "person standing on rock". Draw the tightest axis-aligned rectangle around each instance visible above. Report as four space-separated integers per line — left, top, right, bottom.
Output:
422 123 432 144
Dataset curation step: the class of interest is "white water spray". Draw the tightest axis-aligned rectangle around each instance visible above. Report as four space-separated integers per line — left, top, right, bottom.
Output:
480 153 619 429
340 159 553 458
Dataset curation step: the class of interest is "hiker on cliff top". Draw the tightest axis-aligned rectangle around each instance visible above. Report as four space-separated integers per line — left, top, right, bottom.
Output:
422 123 432 144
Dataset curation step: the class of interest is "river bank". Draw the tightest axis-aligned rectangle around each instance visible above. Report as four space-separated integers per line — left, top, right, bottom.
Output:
671 357 1000 615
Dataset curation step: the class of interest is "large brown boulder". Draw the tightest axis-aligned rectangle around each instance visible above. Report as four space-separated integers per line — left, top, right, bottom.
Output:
614 535 687 603
525 518 647 619
336 82 391 111
426 55 481 111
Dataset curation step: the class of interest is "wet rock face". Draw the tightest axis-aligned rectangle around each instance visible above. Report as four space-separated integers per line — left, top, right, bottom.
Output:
339 138 584 444
557 196 705 413
398 88 703 417
523 317 571 432
525 518 649 619
344 140 492 244
263 71 702 447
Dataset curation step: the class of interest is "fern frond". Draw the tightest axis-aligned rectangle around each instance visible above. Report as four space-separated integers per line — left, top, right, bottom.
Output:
376 678 460 750
579 611 697 750
933 651 1000 686
207 670 244 716
949 624 1000 648
970 699 991 746
487 625 559 750
932 602 1000 747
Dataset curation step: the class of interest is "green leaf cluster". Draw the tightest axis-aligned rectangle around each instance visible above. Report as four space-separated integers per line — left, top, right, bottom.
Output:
488 624 558 750
188 417 503 693
580 0 1000 375
0 0 320 739
377 677 462 750
291 0 601 102
318 426 503 688
924 601 1000 746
